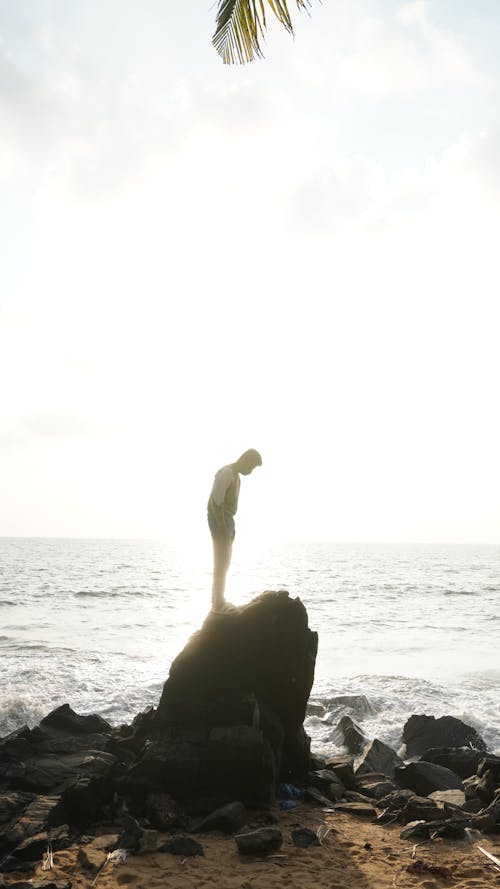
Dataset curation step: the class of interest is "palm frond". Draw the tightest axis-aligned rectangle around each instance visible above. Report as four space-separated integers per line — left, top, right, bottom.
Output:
213 0 311 65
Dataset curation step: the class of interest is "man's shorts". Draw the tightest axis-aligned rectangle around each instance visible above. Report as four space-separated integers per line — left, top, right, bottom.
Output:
208 514 235 541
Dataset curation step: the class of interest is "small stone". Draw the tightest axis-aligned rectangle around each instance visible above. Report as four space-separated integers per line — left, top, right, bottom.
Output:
195 801 247 835
235 827 283 855
158 836 204 856
291 827 319 848
400 820 429 840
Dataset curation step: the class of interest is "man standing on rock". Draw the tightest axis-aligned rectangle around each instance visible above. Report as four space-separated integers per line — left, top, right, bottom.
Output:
207 449 262 612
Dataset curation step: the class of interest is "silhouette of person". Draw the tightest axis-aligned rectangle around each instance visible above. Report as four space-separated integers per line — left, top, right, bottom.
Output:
207 449 262 611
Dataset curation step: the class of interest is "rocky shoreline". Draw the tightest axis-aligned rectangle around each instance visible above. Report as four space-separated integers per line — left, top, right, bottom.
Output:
1 591 499 887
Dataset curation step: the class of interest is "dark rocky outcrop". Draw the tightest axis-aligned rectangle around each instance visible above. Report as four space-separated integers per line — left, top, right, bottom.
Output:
402 715 486 758
0 591 318 871
153 591 318 805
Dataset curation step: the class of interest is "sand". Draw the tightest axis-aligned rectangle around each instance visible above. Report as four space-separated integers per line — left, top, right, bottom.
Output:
3 804 500 889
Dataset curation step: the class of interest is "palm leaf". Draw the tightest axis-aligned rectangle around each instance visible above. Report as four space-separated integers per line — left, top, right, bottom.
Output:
213 0 311 65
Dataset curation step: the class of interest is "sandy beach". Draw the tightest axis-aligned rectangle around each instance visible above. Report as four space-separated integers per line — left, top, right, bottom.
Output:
3 803 499 889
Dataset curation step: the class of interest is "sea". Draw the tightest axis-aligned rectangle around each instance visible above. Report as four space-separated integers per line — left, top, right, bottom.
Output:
1 538 499 756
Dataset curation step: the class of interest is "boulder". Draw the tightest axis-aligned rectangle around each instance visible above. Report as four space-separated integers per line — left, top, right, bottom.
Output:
38 705 112 737
357 778 396 800
324 754 357 789
402 715 486 758
330 715 365 754
155 591 317 802
395 762 463 796
308 768 345 801
419 747 484 779
355 739 404 779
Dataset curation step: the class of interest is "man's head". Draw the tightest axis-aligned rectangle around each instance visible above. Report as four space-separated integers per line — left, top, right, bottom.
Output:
235 448 262 475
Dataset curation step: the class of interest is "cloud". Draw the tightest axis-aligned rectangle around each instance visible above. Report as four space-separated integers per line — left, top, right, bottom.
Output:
286 157 381 234
293 1 483 98
0 28 282 201
0 413 95 448
284 128 500 237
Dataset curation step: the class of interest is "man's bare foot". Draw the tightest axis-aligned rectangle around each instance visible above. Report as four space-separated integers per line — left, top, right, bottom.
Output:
211 601 236 614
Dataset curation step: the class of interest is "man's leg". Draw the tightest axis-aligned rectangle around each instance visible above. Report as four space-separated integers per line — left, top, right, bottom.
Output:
212 533 230 610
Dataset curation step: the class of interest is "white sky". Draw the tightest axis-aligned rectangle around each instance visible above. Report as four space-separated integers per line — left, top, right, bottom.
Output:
0 0 499 544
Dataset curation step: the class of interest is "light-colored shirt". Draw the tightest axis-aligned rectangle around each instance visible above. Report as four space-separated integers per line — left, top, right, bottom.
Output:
208 465 240 514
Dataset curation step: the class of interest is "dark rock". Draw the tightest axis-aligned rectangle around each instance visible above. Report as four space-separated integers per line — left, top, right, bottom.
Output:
477 755 500 783
400 820 429 840
39 705 112 737
158 835 204 856
330 715 365 755
61 773 114 827
357 779 396 800
146 793 182 830
402 715 486 758
0 792 34 827
343 790 376 805
395 761 463 795
0 727 33 762
462 798 484 814
305 787 334 807
235 826 283 855
430 819 469 839
420 746 484 779
402 796 444 824
291 827 320 847
401 816 469 841
428 789 466 808
469 770 496 805
113 814 145 852
1 795 65 857
35 733 111 755
470 812 497 833
2 750 116 795
0 883 71 889
157 591 317 782
307 703 326 718
1 824 71 871
308 769 345 800
377 789 415 812
355 739 404 779
333 801 375 817
194 801 247 834
324 754 357 789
